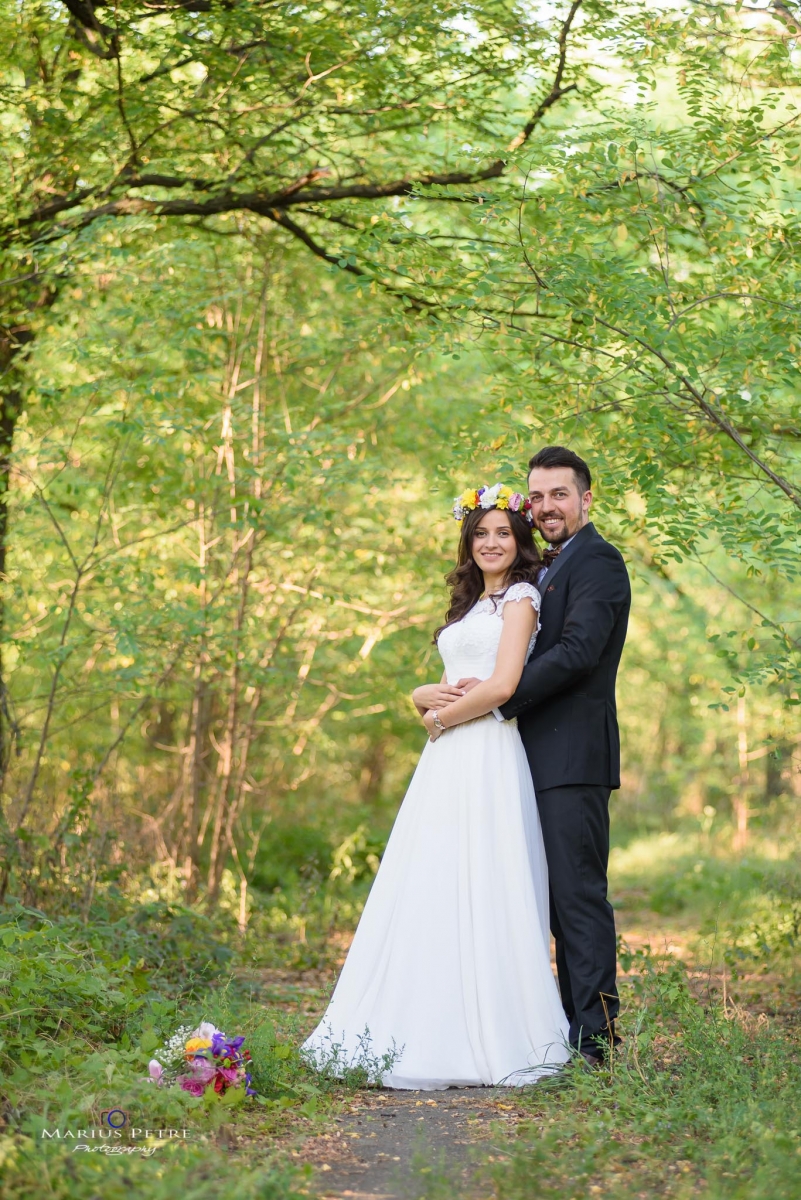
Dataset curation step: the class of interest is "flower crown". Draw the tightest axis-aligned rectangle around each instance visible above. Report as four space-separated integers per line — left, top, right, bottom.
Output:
452 483 533 524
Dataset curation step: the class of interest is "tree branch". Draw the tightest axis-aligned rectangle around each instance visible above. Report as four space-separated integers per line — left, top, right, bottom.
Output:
62 0 119 59
507 0 583 151
694 558 801 652
265 210 436 311
12 0 588 247
513 210 801 511
11 162 509 247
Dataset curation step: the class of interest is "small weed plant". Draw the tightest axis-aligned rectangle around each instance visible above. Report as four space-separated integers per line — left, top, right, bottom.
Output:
486 944 801 1200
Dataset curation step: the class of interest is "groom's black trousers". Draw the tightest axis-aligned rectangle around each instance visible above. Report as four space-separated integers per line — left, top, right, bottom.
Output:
536 784 619 1050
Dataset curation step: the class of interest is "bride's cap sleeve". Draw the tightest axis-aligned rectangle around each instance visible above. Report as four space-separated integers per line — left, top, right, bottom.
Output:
501 581 541 613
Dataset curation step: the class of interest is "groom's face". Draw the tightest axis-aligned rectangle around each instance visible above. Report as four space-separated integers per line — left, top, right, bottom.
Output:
527 467 592 545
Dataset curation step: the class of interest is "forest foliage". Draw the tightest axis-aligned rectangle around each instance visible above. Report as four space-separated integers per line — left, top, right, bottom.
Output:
0 3 800 1198
0 0 799 956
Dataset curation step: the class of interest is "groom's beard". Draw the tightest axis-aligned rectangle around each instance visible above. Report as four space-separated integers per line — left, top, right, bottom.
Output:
535 513 579 544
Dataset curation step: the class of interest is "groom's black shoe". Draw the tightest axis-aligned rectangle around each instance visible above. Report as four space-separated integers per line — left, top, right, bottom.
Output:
579 1049 605 1070
577 1029 622 1069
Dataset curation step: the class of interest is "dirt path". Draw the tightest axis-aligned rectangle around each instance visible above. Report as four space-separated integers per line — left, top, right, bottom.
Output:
297 1088 527 1199
242 966 532 1196
257 925 640 1197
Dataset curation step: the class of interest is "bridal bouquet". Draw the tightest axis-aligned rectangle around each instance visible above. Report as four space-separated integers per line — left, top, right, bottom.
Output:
147 1021 255 1097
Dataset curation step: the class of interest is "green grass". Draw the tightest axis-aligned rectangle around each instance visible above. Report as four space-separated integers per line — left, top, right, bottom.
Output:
1 827 799 1199
481 953 801 1200
468 829 801 1200
0 894 351 1199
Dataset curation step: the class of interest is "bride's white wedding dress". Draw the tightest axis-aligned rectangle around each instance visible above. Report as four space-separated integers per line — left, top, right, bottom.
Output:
302 582 570 1088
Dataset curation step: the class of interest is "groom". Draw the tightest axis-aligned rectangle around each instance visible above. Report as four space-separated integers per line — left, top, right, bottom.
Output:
461 446 630 1065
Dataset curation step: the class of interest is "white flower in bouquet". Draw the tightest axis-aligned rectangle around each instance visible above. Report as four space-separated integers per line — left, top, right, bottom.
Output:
157 1024 195 1067
191 1021 222 1041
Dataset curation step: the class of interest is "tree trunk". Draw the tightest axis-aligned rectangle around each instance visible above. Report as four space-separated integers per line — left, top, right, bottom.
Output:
181 666 209 903
360 738 387 806
0 353 28 785
0 287 56 787
765 739 792 802
733 696 750 852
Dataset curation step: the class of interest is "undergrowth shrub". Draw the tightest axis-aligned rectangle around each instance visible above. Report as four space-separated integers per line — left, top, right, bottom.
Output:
0 896 313 1199
0 898 234 1101
723 865 801 982
491 947 801 1200
0 1135 307 1200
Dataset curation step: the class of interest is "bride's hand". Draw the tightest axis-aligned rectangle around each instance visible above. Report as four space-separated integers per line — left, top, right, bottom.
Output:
455 677 481 693
413 683 464 712
423 710 443 742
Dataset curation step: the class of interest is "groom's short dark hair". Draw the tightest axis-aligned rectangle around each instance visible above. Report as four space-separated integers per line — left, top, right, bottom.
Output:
528 446 591 495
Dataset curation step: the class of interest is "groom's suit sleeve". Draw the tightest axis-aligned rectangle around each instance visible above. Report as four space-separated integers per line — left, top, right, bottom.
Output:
499 544 630 720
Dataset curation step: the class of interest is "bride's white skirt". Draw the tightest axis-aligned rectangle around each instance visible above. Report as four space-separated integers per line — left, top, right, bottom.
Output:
302 716 571 1089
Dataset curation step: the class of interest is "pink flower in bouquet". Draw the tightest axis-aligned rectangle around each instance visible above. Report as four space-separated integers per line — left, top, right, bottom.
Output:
179 1075 206 1096
148 1060 164 1085
190 1057 217 1082
178 1055 216 1095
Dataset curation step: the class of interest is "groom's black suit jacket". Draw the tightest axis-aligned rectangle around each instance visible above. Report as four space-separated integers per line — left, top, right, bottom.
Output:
499 522 630 793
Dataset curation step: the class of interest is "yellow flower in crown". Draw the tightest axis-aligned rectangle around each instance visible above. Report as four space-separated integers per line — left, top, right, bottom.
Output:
452 483 532 524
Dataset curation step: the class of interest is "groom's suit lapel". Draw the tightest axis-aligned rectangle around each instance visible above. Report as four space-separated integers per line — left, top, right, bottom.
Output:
539 521 597 601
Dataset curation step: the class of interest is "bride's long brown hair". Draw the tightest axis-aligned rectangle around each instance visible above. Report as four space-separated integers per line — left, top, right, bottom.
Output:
434 507 542 642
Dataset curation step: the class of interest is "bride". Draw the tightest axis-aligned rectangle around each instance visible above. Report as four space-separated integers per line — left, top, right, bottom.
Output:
302 484 570 1088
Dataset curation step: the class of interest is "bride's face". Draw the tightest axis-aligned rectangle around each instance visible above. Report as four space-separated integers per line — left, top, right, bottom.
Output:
471 510 517 581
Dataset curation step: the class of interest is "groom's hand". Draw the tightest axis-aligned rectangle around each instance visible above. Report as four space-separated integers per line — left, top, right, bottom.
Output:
455 677 481 693
412 683 465 712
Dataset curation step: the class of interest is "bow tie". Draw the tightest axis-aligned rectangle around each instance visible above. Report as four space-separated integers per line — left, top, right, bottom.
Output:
542 545 563 568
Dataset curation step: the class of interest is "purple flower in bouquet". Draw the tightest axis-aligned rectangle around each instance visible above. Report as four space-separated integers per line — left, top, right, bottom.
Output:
148 1060 164 1085
211 1033 245 1065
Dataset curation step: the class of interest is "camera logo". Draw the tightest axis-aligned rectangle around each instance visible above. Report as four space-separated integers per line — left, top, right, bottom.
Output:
101 1109 128 1130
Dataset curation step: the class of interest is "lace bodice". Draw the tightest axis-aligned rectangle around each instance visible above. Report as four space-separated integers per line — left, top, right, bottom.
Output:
436 581 541 685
